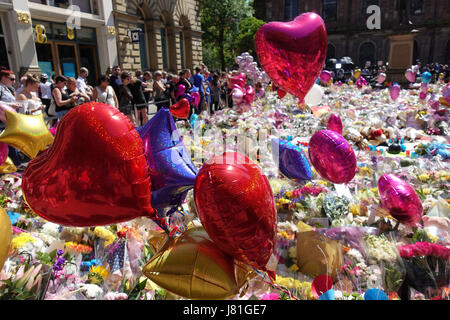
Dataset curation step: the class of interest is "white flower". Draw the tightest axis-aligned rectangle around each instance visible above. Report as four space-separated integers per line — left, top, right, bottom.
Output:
334 290 344 299
81 284 104 300
41 222 61 238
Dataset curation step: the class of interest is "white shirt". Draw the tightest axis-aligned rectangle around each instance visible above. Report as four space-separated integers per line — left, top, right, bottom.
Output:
40 81 52 99
77 76 87 93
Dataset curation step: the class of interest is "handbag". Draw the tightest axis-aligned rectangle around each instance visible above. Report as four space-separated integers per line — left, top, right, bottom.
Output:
47 99 57 117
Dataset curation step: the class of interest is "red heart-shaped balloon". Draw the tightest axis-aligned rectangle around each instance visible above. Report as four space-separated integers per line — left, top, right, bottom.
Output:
277 89 287 99
170 98 190 119
194 152 277 270
22 102 155 227
255 12 327 102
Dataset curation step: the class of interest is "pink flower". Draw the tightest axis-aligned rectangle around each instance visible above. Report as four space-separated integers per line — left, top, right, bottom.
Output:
261 293 280 300
398 245 414 258
413 242 432 256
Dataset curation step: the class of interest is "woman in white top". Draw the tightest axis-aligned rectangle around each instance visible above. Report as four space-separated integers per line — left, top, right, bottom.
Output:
92 75 119 108
16 74 44 115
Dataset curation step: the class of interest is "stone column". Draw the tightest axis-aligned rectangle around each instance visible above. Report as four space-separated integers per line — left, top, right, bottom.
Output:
145 19 164 72
97 0 119 73
386 33 416 85
9 0 40 76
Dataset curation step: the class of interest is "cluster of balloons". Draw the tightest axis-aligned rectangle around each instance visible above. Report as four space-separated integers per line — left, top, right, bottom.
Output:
230 73 255 111
235 52 271 85
175 85 201 112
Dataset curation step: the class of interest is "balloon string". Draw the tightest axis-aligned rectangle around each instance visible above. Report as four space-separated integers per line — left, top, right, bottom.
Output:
252 268 299 300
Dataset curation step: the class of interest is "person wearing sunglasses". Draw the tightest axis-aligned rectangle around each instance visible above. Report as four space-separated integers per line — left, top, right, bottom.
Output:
0 68 17 103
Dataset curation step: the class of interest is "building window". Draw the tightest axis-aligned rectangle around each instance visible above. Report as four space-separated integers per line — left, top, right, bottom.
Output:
322 0 337 21
284 0 299 21
29 0 97 14
0 17 9 69
138 24 148 71
410 0 423 15
160 28 168 71
179 32 185 70
359 42 375 67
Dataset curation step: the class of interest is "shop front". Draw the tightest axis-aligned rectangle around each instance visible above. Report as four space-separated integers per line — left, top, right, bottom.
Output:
32 20 99 85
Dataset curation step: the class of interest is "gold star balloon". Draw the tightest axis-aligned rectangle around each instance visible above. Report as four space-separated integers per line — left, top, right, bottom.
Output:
0 110 54 159
0 207 12 271
0 157 17 174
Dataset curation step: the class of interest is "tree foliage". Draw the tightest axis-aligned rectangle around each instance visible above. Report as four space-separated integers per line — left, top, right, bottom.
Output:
200 0 253 70
233 16 265 59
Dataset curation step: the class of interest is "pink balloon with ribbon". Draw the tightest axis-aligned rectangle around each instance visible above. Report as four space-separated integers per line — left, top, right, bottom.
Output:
378 174 423 227
389 84 401 101
243 85 255 104
191 91 200 108
232 87 244 105
176 84 186 99
405 69 415 83
377 73 386 84
320 70 332 84
326 114 343 135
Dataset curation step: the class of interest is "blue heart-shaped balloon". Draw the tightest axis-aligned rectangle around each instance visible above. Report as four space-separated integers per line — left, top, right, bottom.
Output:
271 138 311 181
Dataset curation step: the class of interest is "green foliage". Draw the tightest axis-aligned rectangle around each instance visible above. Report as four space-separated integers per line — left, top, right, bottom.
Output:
200 0 253 70
234 16 265 58
127 278 148 300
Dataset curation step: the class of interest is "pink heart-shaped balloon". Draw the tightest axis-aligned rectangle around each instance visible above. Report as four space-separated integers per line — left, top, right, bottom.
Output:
243 85 255 104
378 73 386 84
255 12 327 102
327 114 343 135
405 69 415 83
378 174 423 227
191 91 200 108
320 70 332 84
389 84 401 101
176 84 186 99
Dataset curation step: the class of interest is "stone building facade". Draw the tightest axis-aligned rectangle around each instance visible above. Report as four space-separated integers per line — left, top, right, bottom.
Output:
112 0 203 74
0 0 202 83
254 0 450 67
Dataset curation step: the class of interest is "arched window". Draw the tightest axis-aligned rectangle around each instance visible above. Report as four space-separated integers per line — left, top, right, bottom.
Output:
322 0 337 21
179 16 193 71
327 43 336 60
137 8 148 71
359 42 376 67
160 15 169 71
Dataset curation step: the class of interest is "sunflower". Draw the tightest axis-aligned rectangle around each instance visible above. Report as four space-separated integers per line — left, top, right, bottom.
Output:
88 265 109 285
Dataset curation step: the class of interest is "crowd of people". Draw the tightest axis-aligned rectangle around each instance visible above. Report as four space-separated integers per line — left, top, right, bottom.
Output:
0 63 266 166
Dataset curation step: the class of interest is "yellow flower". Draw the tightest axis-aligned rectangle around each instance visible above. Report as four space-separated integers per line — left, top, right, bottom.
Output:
289 264 299 272
285 191 293 198
288 247 297 259
418 174 430 182
278 198 291 205
427 232 438 243
11 233 36 250
88 265 109 285
93 227 116 247
422 188 431 195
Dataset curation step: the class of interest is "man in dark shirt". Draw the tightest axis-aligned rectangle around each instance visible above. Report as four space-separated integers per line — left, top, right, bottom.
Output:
109 65 122 95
